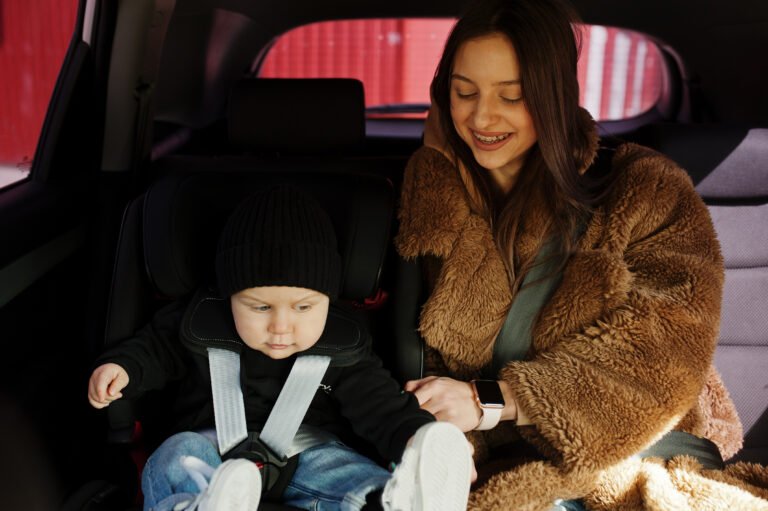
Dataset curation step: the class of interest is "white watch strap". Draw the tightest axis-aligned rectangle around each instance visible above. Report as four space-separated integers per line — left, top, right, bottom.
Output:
475 406 502 430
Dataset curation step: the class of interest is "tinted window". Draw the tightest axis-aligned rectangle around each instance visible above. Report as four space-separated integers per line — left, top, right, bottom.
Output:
0 1 78 188
258 19 664 122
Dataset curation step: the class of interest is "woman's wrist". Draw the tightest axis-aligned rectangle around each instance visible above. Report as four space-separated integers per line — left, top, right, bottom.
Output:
498 380 518 422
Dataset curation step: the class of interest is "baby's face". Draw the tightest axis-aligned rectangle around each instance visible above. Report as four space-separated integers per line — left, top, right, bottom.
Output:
230 286 330 359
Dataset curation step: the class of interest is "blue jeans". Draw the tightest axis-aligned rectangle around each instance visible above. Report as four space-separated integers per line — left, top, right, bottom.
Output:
142 431 390 511
142 432 223 511
282 441 390 510
554 500 588 511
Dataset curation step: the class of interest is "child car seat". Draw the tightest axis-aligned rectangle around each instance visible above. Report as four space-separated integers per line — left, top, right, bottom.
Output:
65 79 396 510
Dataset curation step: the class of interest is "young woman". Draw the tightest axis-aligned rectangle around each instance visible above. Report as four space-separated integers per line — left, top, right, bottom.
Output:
395 0 768 508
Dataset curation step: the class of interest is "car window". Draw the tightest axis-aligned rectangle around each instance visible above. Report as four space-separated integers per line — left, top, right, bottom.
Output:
578 25 663 121
258 19 664 122
0 1 78 189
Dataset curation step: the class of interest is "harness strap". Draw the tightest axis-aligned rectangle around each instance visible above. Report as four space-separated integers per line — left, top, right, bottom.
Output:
286 424 339 458
208 348 248 454
260 355 332 458
639 430 724 470
208 348 331 460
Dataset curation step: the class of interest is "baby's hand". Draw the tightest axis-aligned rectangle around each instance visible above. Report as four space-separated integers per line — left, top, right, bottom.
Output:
88 363 129 409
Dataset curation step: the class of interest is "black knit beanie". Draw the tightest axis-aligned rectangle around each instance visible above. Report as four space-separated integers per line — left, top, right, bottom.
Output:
215 185 342 299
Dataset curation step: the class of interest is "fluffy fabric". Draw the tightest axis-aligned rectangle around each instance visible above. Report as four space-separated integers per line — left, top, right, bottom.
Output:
588 456 768 510
395 118 766 508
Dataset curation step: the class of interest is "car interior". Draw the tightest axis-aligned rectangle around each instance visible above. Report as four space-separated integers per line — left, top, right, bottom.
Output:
0 0 766 510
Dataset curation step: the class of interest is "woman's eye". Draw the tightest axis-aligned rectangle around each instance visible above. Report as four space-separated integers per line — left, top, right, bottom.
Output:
252 305 270 312
296 304 312 312
501 96 523 104
455 90 477 99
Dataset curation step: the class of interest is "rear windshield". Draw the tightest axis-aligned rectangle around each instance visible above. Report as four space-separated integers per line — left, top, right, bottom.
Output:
258 19 664 122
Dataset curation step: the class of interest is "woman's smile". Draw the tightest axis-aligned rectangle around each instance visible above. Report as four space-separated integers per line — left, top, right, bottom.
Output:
471 129 512 149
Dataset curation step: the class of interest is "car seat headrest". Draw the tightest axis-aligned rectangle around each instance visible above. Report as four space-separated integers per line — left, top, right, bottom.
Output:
633 124 768 199
227 78 365 154
142 170 393 300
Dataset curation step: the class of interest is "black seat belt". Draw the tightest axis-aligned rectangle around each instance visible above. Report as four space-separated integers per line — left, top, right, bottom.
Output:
639 431 724 469
488 237 564 377
486 141 621 376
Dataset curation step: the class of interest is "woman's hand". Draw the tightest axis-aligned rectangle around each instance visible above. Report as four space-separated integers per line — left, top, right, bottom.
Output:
405 376 482 432
87 363 129 409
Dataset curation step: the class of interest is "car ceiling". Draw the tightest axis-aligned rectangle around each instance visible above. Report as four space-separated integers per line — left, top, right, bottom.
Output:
153 0 768 127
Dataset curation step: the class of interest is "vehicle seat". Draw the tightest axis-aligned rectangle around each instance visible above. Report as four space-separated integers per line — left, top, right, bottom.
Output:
634 123 768 464
153 77 406 180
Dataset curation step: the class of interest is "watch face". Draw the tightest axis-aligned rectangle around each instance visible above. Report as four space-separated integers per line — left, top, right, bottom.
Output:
474 380 505 407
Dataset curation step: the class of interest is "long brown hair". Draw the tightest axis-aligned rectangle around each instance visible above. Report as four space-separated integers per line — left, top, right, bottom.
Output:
432 0 612 290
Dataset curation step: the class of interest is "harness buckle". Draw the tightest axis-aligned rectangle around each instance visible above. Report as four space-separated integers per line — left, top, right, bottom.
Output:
224 432 292 493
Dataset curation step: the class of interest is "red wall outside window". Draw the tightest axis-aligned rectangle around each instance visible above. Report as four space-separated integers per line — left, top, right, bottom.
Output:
0 0 78 182
260 19 455 109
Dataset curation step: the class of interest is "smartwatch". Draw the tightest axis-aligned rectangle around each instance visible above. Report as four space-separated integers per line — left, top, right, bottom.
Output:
471 379 505 430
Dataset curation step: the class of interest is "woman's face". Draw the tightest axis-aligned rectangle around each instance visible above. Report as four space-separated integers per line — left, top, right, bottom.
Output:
450 33 538 191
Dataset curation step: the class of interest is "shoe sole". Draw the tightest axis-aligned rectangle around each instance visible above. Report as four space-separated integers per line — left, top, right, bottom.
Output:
204 459 262 511
412 422 472 511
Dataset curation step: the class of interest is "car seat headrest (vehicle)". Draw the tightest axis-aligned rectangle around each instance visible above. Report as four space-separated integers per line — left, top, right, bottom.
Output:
227 78 365 154
693 128 768 199
634 124 768 199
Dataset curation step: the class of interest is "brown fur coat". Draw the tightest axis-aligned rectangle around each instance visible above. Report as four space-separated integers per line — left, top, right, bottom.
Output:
395 140 768 510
